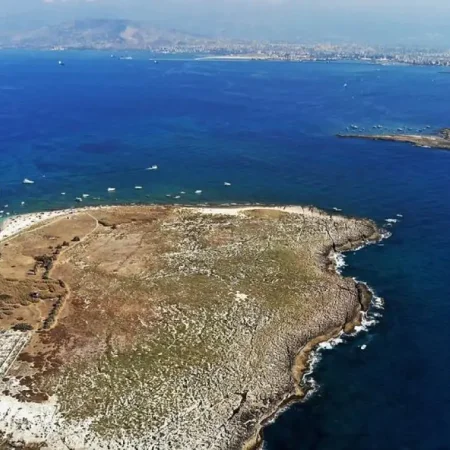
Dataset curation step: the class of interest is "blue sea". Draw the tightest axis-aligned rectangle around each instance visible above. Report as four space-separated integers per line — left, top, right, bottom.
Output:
1 51 450 450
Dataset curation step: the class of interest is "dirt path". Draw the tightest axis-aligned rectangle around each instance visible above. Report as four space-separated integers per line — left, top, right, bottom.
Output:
44 212 99 331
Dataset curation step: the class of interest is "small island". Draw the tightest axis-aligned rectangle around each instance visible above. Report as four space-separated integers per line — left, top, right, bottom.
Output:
338 128 450 150
0 205 382 449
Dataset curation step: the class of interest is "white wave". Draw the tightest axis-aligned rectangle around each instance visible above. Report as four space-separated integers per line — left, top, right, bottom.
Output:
381 230 392 240
372 296 385 310
300 232 390 402
333 252 347 274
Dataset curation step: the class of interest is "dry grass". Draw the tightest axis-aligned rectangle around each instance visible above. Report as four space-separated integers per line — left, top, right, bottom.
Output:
0 205 380 449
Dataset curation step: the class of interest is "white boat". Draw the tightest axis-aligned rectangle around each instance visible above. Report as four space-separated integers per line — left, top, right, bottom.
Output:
361 345 367 350
21 201 25 206
180 191 186 194
332 207 343 212
175 195 181 199
195 190 202 194
107 188 116 192
224 182 231 186
58 60 65 66
23 178 34 184
146 165 158 171
61 192 66 195
75 197 83 202
82 194 89 198
135 186 143 190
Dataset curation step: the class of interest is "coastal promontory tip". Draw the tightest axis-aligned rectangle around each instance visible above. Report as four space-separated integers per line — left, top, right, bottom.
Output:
337 127 450 150
0 205 382 450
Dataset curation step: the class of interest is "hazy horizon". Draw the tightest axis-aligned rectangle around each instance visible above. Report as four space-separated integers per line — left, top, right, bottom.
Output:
1 0 449 47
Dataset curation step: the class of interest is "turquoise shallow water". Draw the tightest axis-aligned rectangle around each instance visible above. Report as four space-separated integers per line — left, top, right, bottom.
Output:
1 51 450 449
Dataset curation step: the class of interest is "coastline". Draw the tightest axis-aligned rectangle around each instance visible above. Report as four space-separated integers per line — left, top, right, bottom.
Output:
0 204 386 450
242 230 387 450
337 129 450 151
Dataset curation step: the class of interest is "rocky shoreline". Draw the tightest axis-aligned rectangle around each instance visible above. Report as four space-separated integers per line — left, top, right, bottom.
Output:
241 235 381 450
337 127 450 150
0 205 383 449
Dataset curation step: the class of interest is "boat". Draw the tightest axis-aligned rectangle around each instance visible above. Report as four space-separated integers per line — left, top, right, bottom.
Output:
61 192 66 195
75 197 83 202
135 186 143 190
58 60 65 66
107 188 116 192
21 202 25 206
195 190 202 194
224 182 231 186
23 178 35 184
82 194 89 198
146 165 158 171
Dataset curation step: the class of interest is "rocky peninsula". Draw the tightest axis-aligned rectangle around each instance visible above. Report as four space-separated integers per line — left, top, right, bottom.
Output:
338 128 450 150
0 205 382 449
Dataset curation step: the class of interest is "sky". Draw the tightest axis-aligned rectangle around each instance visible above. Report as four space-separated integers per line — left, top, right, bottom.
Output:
0 0 449 46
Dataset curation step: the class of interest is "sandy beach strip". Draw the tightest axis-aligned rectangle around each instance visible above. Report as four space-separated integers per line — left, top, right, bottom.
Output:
193 204 349 221
0 210 73 242
0 208 105 243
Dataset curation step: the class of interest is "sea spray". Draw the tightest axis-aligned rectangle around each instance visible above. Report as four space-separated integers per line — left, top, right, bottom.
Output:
300 230 391 402
300 284 384 399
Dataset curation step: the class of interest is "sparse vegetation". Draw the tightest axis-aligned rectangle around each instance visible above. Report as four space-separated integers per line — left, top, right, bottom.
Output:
11 323 33 332
0 206 380 450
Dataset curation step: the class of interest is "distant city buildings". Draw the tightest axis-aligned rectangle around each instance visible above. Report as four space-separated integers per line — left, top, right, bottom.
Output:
129 42 450 67
2 27 450 67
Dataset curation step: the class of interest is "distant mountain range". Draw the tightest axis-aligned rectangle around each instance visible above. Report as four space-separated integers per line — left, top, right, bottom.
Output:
0 19 220 50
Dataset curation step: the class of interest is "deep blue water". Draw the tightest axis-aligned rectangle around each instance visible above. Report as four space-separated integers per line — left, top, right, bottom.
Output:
1 51 450 450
